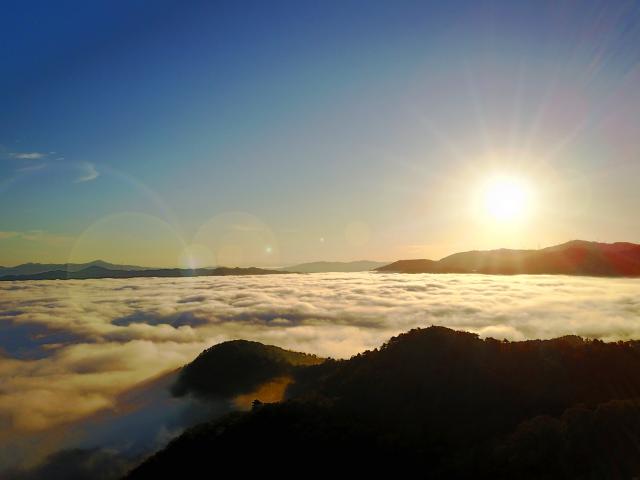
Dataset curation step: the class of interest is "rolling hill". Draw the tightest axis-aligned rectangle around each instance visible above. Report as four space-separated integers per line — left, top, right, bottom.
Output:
377 240 640 276
171 340 324 400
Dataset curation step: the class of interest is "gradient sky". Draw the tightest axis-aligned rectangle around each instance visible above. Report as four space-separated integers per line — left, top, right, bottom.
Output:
1 0 639 267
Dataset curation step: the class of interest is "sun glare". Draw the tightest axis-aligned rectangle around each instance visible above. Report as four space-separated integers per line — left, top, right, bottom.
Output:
481 175 532 223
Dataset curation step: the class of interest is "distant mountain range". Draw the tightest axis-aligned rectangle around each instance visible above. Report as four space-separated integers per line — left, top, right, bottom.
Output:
377 240 640 276
0 265 290 281
282 260 387 273
3 240 639 281
0 259 387 281
0 260 155 277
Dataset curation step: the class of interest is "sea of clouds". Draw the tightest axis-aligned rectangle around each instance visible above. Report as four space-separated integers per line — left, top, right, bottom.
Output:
1 272 640 472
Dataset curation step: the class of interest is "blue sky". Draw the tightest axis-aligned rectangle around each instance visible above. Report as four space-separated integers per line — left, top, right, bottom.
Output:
1 0 639 266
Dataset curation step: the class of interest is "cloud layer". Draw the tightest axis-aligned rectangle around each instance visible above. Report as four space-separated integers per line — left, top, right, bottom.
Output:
1 272 639 469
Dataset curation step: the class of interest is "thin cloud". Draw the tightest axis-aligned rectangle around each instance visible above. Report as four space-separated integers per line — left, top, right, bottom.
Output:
16 163 46 173
74 162 99 183
10 152 46 160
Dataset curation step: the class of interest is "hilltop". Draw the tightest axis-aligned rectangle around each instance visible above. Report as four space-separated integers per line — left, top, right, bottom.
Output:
171 339 324 400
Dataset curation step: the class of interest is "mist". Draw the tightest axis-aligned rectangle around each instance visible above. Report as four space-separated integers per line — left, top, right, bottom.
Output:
1 272 639 474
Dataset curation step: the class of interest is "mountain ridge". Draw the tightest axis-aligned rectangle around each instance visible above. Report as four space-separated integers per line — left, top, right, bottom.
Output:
124 326 640 478
0 265 292 282
0 260 155 276
377 240 640 276
4 240 640 280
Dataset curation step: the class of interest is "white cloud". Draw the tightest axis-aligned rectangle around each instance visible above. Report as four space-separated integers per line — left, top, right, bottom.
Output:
10 152 46 160
74 162 99 183
0 272 639 461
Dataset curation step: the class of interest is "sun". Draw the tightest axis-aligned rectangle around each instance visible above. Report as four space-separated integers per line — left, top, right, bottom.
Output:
481 175 532 222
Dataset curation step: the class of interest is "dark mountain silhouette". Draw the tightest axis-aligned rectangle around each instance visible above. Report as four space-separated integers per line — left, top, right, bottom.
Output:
282 260 387 273
125 326 640 479
377 240 640 276
4 343 324 480
0 266 292 282
0 260 153 276
171 340 323 400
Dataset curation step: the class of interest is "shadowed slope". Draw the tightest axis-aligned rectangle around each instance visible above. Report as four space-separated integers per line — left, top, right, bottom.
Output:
4 342 324 480
126 327 640 479
171 340 324 400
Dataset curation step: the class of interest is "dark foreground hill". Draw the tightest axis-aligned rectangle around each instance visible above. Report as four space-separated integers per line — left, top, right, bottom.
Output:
0 265 291 281
126 327 640 479
377 240 640 276
171 339 324 399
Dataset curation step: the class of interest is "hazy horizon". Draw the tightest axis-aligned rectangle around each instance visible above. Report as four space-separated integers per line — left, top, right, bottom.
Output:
0 238 634 269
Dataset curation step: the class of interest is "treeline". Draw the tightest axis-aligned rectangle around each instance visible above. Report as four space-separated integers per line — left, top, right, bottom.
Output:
126 327 640 479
